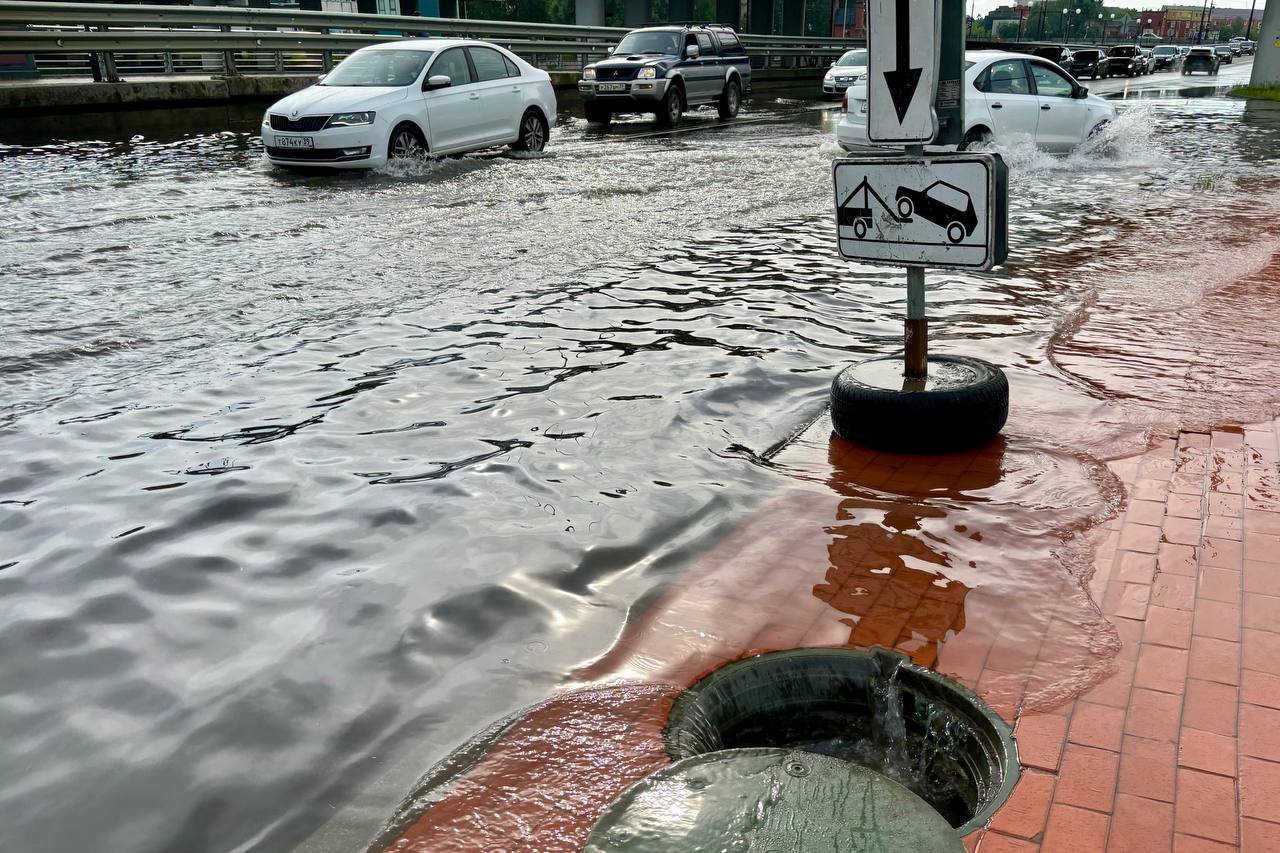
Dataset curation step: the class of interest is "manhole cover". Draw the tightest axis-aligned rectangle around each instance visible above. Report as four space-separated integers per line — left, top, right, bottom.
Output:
584 748 963 852
664 647 1020 835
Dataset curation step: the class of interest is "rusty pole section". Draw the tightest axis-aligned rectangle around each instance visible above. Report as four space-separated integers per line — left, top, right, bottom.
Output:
905 265 927 378
904 143 927 380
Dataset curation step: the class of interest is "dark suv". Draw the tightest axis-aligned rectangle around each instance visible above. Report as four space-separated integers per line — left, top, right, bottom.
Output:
1067 49 1105 79
578 24 751 127
1099 45 1147 77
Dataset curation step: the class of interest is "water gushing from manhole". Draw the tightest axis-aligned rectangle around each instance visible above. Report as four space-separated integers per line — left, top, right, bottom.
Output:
664 647 1019 834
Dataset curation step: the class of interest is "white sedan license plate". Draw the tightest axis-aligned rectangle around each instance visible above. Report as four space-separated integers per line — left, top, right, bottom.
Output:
598 82 627 92
276 135 314 149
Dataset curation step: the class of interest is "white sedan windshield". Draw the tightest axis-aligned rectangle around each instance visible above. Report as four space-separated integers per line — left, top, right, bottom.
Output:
835 49 868 67
323 49 433 87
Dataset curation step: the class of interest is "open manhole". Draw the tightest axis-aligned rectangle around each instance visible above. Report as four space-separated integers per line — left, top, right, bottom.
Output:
585 748 964 852
662 647 1020 835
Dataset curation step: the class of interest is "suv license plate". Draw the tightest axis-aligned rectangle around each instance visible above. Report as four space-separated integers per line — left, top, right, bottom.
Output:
276 136 314 149
598 82 627 92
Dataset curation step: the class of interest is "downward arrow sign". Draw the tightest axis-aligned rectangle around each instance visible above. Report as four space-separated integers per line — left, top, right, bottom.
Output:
882 0 923 124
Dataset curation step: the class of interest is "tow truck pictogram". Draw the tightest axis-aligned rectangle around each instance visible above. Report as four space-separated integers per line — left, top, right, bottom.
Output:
838 176 977 244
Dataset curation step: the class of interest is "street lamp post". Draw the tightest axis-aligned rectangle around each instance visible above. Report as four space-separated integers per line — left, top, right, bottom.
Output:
1061 7 1069 44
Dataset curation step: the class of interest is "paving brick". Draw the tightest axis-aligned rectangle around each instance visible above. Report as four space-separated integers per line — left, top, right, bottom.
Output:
1241 669 1280 710
1055 743 1119 812
1199 568 1242 605
1174 768 1238 844
1243 559 1280 597
1162 517 1203 548
1193 599 1241 642
1238 756 1280 822
1040 803 1109 853
1016 712 1068 773
1201 536 1244 570
1244 532 1280 565
1187 636 1240 686
1125 688 1181 742
1174 834 1236 853
1068 702 1126 752
1242 628 1280 675
1153 574 1197 611
1182 679 1239 736
979 833 1039 853
1144 606 1193 649
1178 727 1237 777
1244 509 1280 536
1125 499 1167 527
1107 794 1172 853
1115 550 1157 584
1166 493 1204 520
1157 542 1199 577
1243 592 1280 630
1084 660 1136 709
1135 644 1189 695
1239 702 1280 762
1242 816 1280 852
1118 734 1177 803
988 770 1055 840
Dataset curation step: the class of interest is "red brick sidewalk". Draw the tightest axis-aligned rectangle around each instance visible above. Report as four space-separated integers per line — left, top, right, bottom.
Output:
980 421 1280 853
382 418 1280 852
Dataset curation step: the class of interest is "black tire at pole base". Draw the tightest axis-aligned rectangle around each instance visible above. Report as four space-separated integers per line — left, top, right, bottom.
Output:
830 355 1009 454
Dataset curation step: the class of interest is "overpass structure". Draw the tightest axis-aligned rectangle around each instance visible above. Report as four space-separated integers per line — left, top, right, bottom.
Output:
0 0 854 83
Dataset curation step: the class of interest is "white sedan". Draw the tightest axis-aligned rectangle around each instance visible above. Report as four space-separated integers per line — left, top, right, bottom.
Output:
261 39 557 169
836 50 1115 153
823 48 867 99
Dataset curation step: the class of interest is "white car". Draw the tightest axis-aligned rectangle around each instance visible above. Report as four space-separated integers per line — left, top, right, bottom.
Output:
261 39 557 169
836 50 1115 153
823 48 867 99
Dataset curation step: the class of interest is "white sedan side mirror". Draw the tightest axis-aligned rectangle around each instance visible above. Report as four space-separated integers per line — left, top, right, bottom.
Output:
424 74 451 91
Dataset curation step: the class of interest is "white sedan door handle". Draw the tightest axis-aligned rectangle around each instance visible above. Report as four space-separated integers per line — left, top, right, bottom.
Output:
468 93 480 100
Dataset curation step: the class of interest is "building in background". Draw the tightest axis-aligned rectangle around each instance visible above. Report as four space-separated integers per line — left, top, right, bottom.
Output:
831 0 864 37
986 4 1031 39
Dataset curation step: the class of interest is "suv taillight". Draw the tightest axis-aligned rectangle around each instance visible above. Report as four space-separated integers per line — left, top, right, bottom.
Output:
840 90 848 114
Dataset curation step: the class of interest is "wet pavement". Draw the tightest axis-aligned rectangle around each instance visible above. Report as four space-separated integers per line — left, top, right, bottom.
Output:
1 61 1279 852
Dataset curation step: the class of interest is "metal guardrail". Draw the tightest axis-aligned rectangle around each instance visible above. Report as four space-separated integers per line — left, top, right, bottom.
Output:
0 1 867 81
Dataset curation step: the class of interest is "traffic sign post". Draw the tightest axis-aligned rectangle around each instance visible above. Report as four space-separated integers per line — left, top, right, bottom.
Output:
830 0 1012 451
868 0 940 144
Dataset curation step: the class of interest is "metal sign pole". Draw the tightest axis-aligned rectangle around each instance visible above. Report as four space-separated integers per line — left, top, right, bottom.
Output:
904 142 927 381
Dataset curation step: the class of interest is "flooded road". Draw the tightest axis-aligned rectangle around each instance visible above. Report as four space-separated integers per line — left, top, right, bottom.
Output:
2 65 1280 852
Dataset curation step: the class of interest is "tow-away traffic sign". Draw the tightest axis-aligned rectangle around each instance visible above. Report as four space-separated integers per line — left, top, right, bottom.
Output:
868 0 940 144
833 154 1008 270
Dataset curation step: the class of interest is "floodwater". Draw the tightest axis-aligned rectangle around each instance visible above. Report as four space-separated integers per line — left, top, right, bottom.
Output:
2 70 1280 852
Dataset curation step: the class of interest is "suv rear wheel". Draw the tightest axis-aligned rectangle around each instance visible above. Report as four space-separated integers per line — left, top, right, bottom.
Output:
717 78 741 120
655 84 683 128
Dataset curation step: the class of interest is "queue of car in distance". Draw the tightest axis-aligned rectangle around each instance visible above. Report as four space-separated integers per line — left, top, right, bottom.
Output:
577 24 749 127
836 50 1116 154
260 39 556 169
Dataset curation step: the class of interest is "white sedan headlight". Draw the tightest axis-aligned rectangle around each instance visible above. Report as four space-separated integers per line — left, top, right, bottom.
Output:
825 70 835 79
261 112 270 127
327 112 375 127
583 67 596 80
638 66 657 79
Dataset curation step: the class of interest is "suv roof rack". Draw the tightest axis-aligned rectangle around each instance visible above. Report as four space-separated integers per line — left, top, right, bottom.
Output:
644 21 738 30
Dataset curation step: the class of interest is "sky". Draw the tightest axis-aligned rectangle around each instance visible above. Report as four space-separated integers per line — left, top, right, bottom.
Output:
967 0 1267 16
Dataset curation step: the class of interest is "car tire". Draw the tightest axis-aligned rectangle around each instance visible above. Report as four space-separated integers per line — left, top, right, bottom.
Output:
959 127 992 151
718 78 741 120
655 84 683 128
853 219 867 239
584 104 612 126
511 109 548 152
388 123 426 160
830 355 1009 453
946 222 965 244
897 197 913 218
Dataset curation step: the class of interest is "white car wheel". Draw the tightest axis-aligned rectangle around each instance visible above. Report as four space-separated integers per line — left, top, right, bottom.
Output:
390 125 424 159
